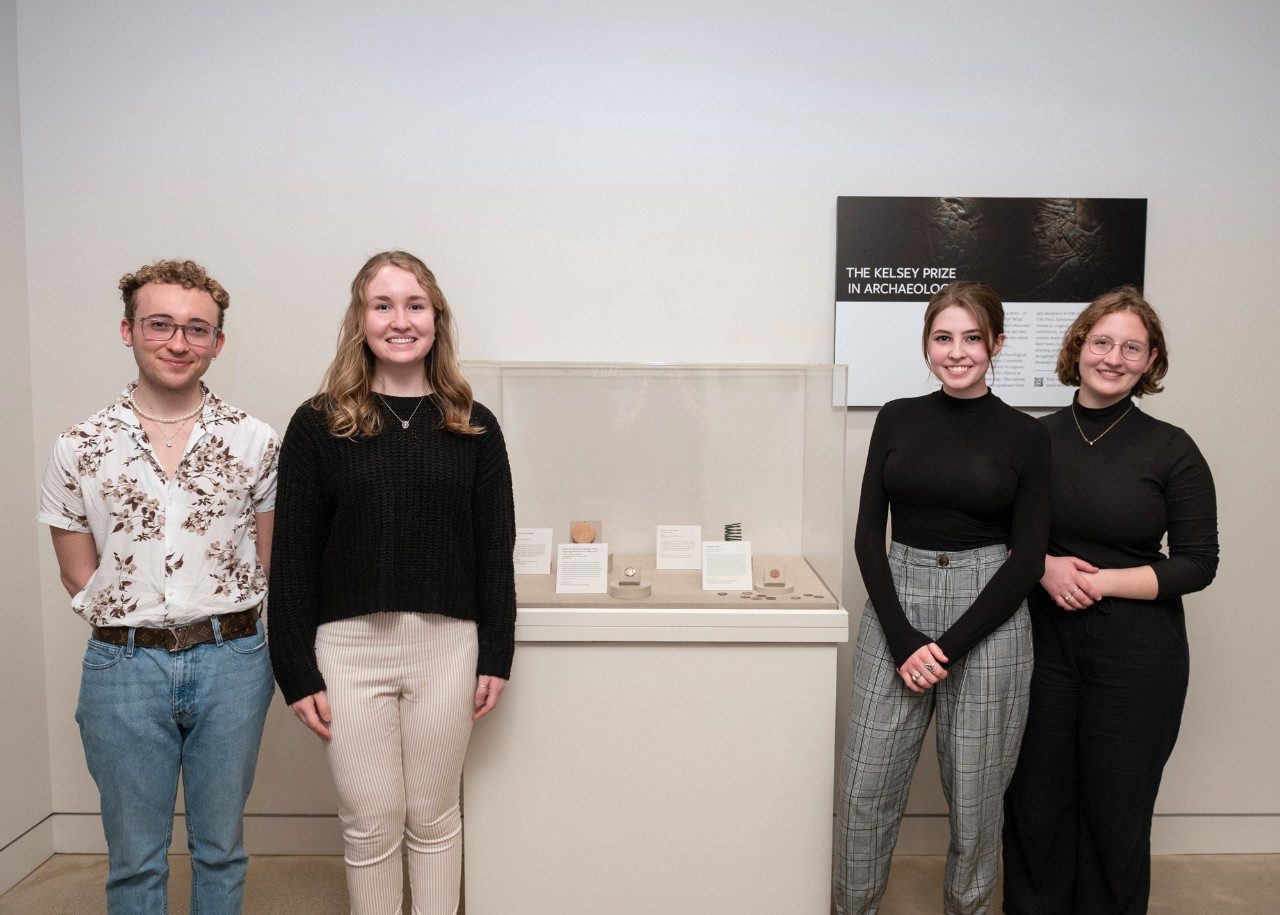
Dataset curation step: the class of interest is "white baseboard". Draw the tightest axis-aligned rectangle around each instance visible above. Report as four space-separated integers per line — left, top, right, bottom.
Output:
893 814 1280 855
50 813 343 856
0 817 54 896
40 812 1280 862
1150 816 1280 854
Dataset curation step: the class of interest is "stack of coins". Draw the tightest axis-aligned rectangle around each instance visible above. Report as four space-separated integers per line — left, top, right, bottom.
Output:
724 522 742 541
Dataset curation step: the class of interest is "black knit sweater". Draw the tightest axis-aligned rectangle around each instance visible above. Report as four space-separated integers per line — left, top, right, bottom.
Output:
854 389 1051 668
268 395 517 705
1037 394 1218 600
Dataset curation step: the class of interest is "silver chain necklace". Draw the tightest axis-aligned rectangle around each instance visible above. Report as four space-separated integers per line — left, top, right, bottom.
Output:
132 396 205 448
377 393 427 430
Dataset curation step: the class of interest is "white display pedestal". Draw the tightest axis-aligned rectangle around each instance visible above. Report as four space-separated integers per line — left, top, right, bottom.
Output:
462 604 848 914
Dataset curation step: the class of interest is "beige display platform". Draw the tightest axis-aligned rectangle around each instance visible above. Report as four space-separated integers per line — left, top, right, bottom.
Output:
518 554 836 609
463 556 847 914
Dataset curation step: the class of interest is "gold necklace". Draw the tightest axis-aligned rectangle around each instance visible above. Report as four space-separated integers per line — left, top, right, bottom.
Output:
1071 402 1134 446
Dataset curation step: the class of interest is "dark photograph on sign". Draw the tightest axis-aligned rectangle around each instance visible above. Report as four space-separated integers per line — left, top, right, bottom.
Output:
834 196 1147 407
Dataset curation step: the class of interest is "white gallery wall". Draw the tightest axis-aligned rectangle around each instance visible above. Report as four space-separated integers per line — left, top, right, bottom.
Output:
0 0 53 895
6 0 1278 877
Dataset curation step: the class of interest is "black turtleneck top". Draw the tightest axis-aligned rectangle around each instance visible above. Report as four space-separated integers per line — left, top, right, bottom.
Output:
855 389 1051 668
268 395 517 705
1037 394 1218 602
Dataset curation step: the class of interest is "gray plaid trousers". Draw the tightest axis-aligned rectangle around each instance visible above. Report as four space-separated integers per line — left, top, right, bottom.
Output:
834 543 1032 915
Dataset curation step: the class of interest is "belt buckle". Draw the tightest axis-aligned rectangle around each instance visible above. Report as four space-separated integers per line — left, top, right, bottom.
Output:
167 625 192 653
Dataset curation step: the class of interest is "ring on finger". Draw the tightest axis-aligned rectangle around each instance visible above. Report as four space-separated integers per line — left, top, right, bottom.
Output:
910 672 922 683
924 663 936 672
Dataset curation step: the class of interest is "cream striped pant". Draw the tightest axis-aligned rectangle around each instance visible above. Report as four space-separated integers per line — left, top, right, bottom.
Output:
316 612 478 915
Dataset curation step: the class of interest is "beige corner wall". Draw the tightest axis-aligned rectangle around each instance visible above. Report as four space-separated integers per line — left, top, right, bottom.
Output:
0 0 53 894
8 0 1278 869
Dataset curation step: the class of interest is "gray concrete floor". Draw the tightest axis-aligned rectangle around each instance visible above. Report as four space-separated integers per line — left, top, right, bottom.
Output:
2 853 1278 913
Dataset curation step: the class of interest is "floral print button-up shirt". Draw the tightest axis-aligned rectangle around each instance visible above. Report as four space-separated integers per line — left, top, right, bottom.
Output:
38 384 279 627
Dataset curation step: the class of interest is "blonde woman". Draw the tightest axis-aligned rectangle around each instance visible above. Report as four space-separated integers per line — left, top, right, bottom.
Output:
269 251 516 914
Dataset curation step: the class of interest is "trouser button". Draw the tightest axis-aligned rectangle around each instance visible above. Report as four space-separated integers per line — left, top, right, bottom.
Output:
938 555 949 567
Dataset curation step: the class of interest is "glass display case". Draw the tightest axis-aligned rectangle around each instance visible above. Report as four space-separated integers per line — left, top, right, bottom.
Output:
465 362 847 610
462 363 849 914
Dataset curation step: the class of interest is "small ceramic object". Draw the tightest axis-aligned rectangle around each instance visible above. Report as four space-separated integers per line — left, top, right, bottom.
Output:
569 520 598 544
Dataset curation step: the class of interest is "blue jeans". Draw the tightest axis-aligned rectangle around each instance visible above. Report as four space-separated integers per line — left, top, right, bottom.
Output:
75 618 274 915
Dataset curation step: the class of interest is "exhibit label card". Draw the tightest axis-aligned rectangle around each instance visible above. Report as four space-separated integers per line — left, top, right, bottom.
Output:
513 528 553 574
702 541 753 591
555 543 609 594
656 524 702 570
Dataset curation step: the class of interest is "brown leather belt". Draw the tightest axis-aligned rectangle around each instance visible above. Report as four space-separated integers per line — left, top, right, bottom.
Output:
92 607 260 652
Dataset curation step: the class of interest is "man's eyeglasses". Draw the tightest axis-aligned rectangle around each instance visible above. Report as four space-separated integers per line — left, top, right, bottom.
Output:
1085 335 1149 362
135 317 221 348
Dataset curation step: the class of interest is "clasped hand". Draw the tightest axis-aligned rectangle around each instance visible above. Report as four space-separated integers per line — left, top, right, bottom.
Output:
1042 555 1101 610
898 642 949 693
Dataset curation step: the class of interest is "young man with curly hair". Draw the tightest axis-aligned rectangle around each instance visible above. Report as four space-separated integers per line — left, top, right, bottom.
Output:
38 259 279 914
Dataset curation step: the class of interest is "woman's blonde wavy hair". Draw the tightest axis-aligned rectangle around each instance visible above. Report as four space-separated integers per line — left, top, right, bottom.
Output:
313 251 483 439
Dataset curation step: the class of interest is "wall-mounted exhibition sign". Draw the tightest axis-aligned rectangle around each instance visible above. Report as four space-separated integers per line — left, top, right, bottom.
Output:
834 196 1147 407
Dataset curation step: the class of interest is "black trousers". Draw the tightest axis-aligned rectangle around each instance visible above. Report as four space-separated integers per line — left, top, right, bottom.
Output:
1002 590 1189 915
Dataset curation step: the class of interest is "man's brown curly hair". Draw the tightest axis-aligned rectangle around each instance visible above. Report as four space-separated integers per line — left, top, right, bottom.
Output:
118 259 230 327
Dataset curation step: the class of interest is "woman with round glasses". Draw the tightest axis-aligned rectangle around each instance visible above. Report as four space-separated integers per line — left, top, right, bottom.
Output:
1002 286 1218 914
269 251 516 913
835 282 1050 914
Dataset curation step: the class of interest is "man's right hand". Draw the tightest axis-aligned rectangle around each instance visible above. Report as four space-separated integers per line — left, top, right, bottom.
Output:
290 691 332 740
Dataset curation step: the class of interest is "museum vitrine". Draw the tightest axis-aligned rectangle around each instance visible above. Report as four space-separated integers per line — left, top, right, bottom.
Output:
462 363 850 914
465 362 848 610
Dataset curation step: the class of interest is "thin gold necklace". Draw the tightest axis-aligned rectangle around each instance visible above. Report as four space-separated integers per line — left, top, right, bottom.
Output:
1071 402 1134 446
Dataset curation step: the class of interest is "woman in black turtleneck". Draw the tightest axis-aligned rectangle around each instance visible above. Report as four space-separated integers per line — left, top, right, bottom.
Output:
1003 287 1219 915
834 283 1050 915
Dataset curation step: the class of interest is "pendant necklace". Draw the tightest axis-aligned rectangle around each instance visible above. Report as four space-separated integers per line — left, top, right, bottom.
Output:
132 397 204 448
377 393 427 430
1071 402 1134 446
